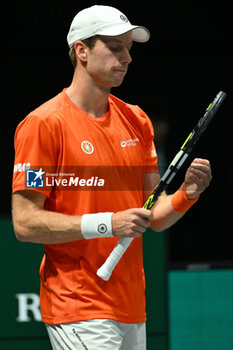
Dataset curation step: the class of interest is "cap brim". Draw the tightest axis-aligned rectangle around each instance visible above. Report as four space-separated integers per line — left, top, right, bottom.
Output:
96 24 150 43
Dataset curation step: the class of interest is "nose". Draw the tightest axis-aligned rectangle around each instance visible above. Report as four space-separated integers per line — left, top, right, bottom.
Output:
120 48 132 65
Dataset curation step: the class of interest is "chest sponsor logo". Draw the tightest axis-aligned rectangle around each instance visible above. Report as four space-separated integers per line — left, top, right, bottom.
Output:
81 141 94 154
120 138 139 148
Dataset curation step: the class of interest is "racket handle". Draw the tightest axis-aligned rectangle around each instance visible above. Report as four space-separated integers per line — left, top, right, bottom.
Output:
97 237 134 281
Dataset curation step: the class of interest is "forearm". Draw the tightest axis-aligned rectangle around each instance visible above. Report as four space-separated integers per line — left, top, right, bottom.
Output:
14 208 82 244
150 187 199 232
12 192 82 244
12 192 152 244
150 194 184 232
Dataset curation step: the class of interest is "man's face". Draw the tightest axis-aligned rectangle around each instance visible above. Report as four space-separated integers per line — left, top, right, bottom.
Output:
85 32 133 88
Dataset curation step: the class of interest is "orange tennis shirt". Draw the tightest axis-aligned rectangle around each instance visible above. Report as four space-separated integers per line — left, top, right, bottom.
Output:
12 89 158 325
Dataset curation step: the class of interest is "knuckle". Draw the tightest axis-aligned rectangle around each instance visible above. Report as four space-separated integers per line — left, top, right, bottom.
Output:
132 214 139 223
129 222 137 233
142 227 147 233
131 222 137 229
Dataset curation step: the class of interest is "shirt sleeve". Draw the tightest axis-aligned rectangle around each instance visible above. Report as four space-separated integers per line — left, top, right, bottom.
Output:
138 108 159 174
12 114 58 197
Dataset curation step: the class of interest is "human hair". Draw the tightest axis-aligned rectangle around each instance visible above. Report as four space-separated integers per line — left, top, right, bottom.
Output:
68 36 99 68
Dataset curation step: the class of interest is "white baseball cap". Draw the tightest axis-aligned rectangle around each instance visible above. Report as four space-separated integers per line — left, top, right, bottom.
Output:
67 5 150 48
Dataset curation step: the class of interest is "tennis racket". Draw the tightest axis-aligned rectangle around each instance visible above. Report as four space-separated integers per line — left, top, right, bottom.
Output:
97 91 226 281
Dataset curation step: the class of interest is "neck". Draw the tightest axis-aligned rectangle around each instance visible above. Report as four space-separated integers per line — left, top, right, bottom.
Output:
66 70 110 118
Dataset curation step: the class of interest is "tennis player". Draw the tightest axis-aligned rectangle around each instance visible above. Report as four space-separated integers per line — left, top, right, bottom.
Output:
12 5 212 350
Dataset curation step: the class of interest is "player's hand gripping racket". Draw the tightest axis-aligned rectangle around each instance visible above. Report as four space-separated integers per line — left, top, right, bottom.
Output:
97 91 226 281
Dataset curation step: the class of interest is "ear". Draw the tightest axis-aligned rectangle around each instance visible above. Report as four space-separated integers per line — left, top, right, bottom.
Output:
74 41 88 62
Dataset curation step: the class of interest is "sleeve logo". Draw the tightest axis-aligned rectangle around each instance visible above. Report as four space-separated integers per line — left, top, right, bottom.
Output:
14 162 31 173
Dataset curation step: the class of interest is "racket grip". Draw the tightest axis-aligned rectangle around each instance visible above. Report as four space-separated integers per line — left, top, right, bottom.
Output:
97 237 134 281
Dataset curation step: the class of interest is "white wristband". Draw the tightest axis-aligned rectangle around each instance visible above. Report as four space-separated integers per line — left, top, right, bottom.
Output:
81 212 113 239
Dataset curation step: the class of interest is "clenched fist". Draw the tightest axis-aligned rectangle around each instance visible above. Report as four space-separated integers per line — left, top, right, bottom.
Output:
184 158 212 199
112 208 153 238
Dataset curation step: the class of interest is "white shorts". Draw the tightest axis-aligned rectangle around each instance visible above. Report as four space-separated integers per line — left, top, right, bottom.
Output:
45 319 146 350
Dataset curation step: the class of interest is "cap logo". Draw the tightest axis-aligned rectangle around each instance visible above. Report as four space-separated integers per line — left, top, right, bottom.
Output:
120 15 128 23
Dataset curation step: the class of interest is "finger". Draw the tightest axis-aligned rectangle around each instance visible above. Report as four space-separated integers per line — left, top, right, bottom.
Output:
128 223 143 237
188 173 208 191
190 159 212 175
130 223 148 237
135 220 151 232
190 166 211 179
136 208 153 220
190 166 212 183
141 216 152 227
191 162 211 174
191 160 211 175
192 158 211 166
140 209 153 221
129 232 142 238
133 214 153 228
134 224 146 234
